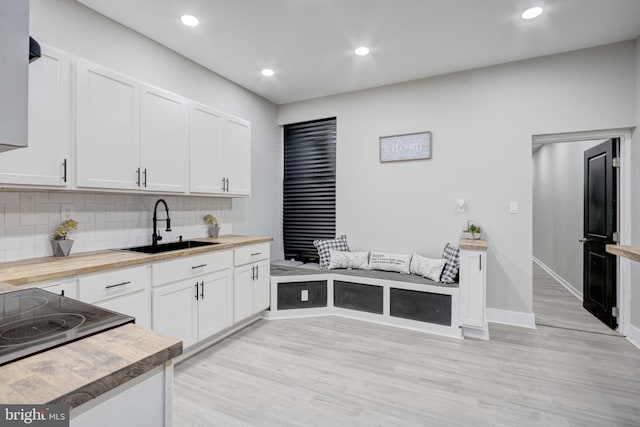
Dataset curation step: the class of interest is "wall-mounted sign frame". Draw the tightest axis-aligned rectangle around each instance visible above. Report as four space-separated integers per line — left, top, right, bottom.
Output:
379 131 432 163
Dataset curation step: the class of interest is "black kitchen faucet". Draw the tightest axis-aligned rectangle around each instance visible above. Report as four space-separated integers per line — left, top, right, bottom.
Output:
152 199 172 246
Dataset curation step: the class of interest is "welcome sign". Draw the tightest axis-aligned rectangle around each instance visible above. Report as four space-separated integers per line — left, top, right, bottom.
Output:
379 131 432 162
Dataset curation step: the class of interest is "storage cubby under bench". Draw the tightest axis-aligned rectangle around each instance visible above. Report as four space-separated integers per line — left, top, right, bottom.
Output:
267 265 462 339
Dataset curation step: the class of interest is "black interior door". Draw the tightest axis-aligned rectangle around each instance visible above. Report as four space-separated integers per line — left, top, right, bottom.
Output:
582 139 617 330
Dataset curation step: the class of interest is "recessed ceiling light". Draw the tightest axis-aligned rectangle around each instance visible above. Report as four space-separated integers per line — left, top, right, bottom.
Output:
354 46 370 56
261 68 275 77
521 6 543 20
180 15 200 27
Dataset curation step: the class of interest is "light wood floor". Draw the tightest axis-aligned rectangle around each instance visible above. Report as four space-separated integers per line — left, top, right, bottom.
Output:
174 316 640 426
533 261 620 336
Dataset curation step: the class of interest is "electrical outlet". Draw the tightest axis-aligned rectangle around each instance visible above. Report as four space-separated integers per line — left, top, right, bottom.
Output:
61 204 74 220
510 201 519 214
301 290 309 302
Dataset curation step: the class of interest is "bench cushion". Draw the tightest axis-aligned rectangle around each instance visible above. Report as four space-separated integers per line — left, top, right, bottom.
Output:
270 264 458 289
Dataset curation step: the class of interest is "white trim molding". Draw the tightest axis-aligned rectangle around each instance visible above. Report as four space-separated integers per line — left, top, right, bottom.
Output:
531 127 633 337
532 256 583 300
487 308 536 329
626 324 640 351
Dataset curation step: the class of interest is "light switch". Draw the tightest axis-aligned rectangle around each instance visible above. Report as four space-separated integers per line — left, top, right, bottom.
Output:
510 201 519 214
301 289 309 302
61 204 74 220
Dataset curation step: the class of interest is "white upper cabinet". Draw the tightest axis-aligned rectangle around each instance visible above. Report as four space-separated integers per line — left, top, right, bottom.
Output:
77 62 189 193
12 49 252 197
140 85 188 193
0 45 71 187
76 59 141 190
189 102 225 194
223 116 251 196
189 103 251 197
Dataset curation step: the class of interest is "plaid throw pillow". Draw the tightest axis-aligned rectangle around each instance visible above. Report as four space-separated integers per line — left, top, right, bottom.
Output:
313 235 350 270
440 243 460 284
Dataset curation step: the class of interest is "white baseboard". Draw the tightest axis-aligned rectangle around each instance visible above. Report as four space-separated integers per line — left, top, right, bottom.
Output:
533 256 583 300
487 308 536 329
627 324 640 351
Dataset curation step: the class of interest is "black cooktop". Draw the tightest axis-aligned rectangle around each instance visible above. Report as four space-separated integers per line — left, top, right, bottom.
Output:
0 288 134 366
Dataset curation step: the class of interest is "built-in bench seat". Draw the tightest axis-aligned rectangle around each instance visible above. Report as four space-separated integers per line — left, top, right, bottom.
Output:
267 264 462 339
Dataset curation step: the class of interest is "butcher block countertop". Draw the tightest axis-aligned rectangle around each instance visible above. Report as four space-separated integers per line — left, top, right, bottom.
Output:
0 235 272 287
0 324 182 408
459 239 487 250
606 244 640 263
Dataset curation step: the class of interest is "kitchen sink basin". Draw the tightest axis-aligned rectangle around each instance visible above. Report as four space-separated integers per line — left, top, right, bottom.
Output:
122 240 219 254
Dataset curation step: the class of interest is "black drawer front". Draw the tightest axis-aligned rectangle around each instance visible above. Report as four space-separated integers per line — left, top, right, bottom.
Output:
390 288 451 326
277 281 327 310
334 281 383 314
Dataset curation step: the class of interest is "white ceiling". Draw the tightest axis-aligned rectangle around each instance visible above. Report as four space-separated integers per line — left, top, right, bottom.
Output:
76 0 640 105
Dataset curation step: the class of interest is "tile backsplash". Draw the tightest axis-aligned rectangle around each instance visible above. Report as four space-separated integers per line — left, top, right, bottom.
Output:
0 191 232 262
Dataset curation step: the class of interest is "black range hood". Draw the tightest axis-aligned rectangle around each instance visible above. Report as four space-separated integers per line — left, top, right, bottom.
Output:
29 36 41 62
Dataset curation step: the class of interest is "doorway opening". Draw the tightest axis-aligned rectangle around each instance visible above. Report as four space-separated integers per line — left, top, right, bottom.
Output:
531 129 632 336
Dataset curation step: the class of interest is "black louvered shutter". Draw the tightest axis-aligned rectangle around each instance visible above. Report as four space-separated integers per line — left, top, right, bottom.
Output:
283 118 336 263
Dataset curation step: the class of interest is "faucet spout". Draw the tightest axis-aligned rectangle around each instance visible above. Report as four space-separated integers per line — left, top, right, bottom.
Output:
152 199 172 246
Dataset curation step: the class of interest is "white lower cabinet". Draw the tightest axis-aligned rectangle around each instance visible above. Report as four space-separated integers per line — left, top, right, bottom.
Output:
37 278 78 299
78 265 151 329
71 364 170 427
197 270 234 341
234 243 270 323
234 260 270 322
152 278 199 348
233 264 254 322
153 269 233 348
459 243 488 338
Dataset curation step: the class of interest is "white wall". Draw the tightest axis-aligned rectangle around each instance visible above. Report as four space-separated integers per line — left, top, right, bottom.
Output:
28 0 282 257
278 42 637 315
631 36 640 329
532 140 602 294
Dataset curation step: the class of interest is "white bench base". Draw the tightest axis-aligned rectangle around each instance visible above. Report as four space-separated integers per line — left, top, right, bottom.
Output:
268 271 467 340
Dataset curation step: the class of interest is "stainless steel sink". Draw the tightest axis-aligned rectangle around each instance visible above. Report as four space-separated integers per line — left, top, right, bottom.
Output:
122 240 219 254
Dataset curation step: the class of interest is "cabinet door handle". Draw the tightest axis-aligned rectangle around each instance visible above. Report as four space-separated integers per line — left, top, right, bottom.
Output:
61 289 65 297
200 281 204 299
195 282 199 301
251 265 255 280
191 263 208 270
479 254 482 271
136 167 141 187
251 252 262 257
221 177 226 191
256 265 259 280
105 281 131 289
143 168 147 187
62 159 68 183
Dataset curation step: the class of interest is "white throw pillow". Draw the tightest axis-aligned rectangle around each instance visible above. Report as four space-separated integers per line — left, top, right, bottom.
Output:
410 253 447 282
327 250 370 270
369 251 412 274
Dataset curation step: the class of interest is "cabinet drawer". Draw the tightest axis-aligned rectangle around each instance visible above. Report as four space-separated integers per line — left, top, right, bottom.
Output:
79 265 150 304
234 243 270 266
152 250 232 287
334 281 383 314
390 288 451 326
95 290 150 329
35 278 78 299
277 281 327 310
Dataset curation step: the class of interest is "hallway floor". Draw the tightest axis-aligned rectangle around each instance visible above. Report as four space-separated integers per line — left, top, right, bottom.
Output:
533 261 620 336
